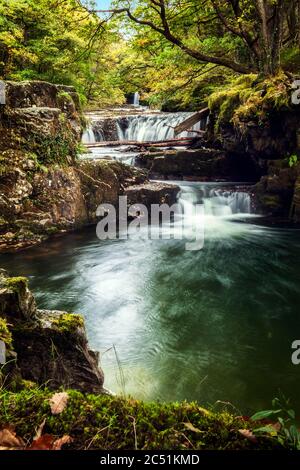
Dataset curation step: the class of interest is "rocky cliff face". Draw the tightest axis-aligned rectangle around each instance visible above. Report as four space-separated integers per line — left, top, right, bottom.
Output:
0 270 104 393
0 81 179 251
207 75 300 220
1 81 82 164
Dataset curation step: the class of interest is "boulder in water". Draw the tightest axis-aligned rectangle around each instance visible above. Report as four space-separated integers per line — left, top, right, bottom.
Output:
0 270 105 393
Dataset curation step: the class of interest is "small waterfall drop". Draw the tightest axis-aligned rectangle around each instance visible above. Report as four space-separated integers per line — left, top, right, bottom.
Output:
82 127 96 144
177 183 252 238
116 112 205 142
133 92 140 107
178 184 251 216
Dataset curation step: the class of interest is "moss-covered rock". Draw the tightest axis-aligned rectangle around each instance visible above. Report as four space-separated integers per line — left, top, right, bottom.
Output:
0 271 36 321
5 277 28 294
51 313 84 333
208 73 300 160
0 270 105 394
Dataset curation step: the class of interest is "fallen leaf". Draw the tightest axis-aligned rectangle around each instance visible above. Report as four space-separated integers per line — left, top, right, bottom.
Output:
0 428 24 449
27 434 55 451
52 435 73 450
34 418 46 440
49 392 69 415
183 422 203 433
238 429 257 443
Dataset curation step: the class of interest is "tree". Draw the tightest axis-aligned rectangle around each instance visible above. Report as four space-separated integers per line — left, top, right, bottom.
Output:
92 0 298 76
0 0 126 105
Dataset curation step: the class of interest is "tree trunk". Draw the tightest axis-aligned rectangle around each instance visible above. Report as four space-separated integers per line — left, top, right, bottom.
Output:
256 0 284 75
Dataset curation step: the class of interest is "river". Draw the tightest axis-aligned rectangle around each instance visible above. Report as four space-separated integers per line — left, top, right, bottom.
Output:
1 111 300 416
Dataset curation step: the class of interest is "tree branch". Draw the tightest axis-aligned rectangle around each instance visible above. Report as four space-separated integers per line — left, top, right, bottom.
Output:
91 6 253 74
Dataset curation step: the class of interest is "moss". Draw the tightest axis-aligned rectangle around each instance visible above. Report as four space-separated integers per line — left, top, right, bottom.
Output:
0 388 283 450
57 90 73 105
5 277 28 294
52 313 84 333
0 318 13 347
208 73 292 132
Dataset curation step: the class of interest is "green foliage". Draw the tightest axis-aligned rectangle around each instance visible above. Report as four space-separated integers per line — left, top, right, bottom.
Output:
288 154 298 168
0 318 12 347
251 396 300 450
0 388 285 450
0 0 126 107
208 73 292 132
52 313 84 333
281 46 300 73
0 0 299 110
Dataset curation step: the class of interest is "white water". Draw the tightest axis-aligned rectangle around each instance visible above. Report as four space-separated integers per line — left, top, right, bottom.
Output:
116 112 204 142
133 92 140 107
80 111 207 164
82 127 96 144
174 182 254 242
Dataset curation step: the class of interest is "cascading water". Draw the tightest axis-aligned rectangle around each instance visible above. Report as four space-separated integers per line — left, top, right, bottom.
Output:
176 182 253 239
116 112 205 142
178 183 252 217
133 92 140 107
81 127 96 144
81 111 207 164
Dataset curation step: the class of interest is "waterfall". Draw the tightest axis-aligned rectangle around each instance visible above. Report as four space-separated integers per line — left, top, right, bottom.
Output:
81 112 208 144
116 112 205 142
133 92 140 107
82 127 96 144
178 183 252 218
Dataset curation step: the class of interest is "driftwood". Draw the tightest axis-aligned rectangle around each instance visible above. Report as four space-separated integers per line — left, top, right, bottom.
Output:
83 135 204 149
174 107 209 136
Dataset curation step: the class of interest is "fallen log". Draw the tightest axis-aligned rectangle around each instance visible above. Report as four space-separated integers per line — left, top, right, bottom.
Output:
84 135 204 149
174 107 209 136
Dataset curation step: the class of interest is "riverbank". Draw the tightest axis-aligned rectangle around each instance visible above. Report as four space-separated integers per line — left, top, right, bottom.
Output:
0 388 284 450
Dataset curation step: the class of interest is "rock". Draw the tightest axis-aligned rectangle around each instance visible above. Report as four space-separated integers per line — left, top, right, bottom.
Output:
0 81 82 163
253 162 298 217
0 271 36 321
290 175 300 222
13 310 104 394
91 117 119 141
136 148 258 181
5 81 80 112
0 154 179 251
124 182 180 209
0 270 105 394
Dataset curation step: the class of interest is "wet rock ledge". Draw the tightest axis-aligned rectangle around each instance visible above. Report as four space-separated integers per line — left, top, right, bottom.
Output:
0 269 105 393
0 80 179 252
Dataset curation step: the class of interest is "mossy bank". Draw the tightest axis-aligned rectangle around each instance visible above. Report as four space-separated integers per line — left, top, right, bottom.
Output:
0 388 286 450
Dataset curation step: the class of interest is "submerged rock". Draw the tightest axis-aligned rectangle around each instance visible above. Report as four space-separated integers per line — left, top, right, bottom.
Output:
0 270 104 393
